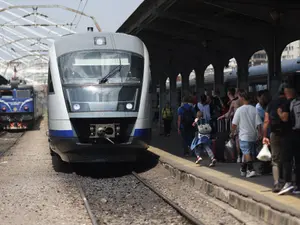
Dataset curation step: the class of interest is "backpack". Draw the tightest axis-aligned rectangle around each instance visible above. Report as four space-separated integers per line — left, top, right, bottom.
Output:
290 98 300 130
181 106 194 131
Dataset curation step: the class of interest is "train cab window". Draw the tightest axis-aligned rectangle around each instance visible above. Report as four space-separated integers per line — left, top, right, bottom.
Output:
0 90 13 99
58 50 144 85
48 65 54 94
16 90 31 98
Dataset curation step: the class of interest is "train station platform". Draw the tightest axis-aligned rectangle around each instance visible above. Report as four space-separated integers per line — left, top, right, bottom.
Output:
149 126 300 225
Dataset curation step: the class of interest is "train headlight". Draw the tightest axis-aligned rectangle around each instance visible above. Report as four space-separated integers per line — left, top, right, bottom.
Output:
24 106 29 111
90 125 96 136
126 103 133 110
94 37 106 46
116 125 120 136
73 104 80 111
2 107 6 111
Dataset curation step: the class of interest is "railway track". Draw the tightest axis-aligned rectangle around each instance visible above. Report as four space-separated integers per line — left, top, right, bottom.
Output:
74 172 99 225
0 131 6 137
132 171 205 225
72 167 205 225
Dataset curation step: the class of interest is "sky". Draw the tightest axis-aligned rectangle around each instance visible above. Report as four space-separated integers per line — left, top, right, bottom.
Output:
0 0 144 32
0 0 144 78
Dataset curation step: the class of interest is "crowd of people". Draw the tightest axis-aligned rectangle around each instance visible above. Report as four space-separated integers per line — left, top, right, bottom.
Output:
163 85 300 196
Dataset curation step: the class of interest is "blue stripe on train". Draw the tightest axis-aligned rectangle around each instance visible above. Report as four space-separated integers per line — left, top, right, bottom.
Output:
134 128 152 137
49 128 151 138
49 130 74 138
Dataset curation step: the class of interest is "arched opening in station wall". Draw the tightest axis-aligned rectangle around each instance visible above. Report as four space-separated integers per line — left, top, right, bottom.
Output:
165 77 170 102
204 64 214 94
189 70 196 92
280 40 300 90
224 58 237 92
176 74 182 103
281 40 300 61
248 49 268 92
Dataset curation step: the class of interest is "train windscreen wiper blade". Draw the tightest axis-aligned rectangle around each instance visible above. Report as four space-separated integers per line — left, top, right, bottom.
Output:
99 65 121 84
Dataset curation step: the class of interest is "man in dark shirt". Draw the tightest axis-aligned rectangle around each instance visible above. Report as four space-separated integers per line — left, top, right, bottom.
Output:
178 95 196 156
277 87 300 195
263 90 287 192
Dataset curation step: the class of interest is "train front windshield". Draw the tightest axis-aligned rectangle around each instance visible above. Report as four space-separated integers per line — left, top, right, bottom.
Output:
58 50 144 112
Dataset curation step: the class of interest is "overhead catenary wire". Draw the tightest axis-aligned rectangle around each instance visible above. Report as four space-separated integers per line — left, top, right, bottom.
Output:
70 0 83 29
0 0 75 34
75 0 88 30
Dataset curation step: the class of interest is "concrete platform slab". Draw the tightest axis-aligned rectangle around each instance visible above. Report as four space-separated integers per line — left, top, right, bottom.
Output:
149 127 300 225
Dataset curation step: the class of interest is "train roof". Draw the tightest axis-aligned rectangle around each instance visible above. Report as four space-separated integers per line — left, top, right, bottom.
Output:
224 57 300 81
52 32 145 58
166 57 300 88
0 84 34 90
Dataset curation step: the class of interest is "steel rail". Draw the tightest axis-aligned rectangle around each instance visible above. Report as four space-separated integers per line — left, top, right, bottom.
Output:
73 172 99 225
132 171 205 225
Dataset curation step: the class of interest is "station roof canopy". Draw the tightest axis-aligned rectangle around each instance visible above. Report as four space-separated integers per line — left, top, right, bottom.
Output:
117 0 300 63
0 75 8 85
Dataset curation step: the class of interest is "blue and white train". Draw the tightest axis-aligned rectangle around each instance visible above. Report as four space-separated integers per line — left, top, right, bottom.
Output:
166 57 300 92
0 78 44 130
47 31 152 163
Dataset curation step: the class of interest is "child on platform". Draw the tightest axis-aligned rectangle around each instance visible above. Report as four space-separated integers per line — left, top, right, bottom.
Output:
191 111 217 167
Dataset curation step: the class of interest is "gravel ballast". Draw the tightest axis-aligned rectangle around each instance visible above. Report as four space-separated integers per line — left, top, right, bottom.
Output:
139 163 245 225
0 120 90 225
79 174 191 225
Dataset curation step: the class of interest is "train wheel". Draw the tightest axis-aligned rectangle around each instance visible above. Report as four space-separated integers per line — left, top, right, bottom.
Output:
49 147 55 156
50 147 70 173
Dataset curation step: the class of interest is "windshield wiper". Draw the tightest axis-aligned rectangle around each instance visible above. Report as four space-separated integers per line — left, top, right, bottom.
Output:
99 55 123 84
99 65 121 84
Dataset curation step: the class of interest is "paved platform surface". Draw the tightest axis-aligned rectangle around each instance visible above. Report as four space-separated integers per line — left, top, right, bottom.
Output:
149 126 300 219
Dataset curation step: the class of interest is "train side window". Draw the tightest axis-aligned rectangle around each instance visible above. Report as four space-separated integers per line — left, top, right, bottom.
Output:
48 65 54 94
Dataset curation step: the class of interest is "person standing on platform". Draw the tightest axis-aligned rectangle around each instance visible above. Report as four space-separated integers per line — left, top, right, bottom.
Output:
277 86 300 195
178 95 196 156
196 94 211 122
218 88 241 163
231 89 262 178
256 90 272 175
162 102 173 137
263 87 287 193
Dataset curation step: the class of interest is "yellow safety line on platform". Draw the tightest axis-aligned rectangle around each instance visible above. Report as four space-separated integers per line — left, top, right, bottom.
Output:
148 146 300 212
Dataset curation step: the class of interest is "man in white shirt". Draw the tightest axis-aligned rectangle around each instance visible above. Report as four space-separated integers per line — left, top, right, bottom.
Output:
231 89 263 178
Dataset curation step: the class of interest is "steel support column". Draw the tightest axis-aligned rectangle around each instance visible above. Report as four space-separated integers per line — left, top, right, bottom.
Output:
181 72 190 97
151 75 159 126
169 75 178 109
169 75 178 129
267 31 282 96
237 58 249 90
213 64 225 96
159 77 167 129
195 66 205 97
